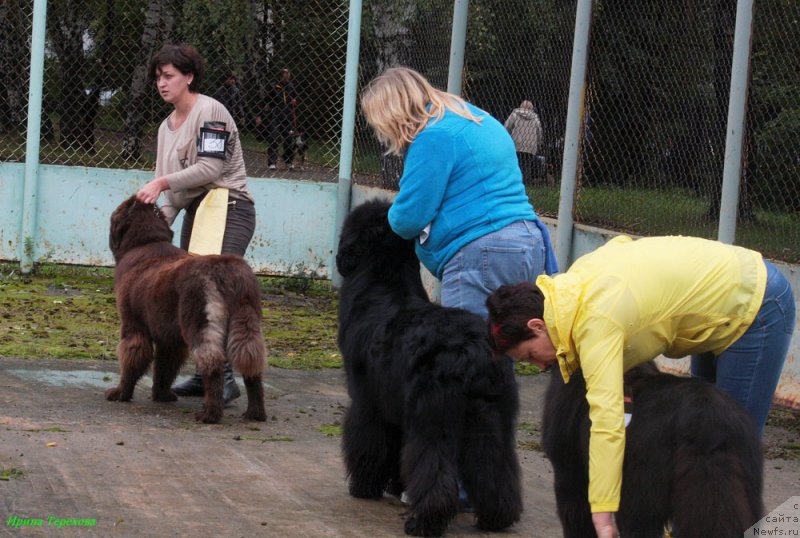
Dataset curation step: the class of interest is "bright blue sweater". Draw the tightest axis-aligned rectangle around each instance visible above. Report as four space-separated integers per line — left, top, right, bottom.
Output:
388 102 547 279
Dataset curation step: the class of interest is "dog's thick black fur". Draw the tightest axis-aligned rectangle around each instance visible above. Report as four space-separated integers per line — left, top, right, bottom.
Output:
106 196 267 424
542 362 764 537
336 200 522 537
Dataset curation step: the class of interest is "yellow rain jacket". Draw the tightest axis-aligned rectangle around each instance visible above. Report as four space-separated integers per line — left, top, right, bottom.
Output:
535 235 766 513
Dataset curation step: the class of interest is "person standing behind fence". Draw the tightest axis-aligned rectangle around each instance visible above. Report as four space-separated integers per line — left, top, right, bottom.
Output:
267 68 298 170
360 67 558 321
504 100 543 186
136 43 258 404
214 71 247 129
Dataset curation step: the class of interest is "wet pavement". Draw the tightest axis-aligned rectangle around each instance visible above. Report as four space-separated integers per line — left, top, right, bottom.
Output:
0 357 798 537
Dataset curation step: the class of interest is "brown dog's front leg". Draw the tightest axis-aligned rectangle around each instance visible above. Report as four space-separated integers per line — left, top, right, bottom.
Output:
107 333 153 402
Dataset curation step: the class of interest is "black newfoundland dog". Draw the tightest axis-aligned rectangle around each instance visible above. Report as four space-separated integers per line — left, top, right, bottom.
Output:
335 200 522 537
542 362 763 537
106 195 267 424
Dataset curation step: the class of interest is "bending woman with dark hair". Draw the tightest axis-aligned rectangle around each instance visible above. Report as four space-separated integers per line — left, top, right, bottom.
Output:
486 235 794 538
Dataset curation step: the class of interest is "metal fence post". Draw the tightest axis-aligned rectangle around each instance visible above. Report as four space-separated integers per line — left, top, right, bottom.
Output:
423 0 469 304
19 0 48 273
555 0 593 270
718 0 755 245
447 0 469 95
333 0 363 286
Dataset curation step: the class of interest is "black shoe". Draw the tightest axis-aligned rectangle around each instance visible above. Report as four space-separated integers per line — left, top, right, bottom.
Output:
223 363 241 404
173 363 240 402
172 373 204 397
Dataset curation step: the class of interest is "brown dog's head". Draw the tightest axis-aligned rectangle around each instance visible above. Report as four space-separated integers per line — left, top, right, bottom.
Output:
335 199 417 278
109 195 174 263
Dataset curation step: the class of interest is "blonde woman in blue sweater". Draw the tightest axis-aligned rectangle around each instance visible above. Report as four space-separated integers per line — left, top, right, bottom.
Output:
360 67 557 320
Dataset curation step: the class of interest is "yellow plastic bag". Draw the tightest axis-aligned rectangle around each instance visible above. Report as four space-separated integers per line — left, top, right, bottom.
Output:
187 188 229 255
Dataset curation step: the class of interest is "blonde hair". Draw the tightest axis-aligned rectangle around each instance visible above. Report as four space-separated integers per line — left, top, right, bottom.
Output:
360 67 482 156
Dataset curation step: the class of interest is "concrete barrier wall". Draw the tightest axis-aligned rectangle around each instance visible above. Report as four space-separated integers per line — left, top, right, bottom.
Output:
0 170 795 407
0 163 338 277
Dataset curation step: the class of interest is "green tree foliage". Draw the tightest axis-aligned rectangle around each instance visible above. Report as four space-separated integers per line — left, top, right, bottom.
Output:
178 0 257 95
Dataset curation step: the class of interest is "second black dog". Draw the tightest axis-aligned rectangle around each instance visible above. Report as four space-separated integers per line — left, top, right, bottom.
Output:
336 200 522 537
542 362 764 537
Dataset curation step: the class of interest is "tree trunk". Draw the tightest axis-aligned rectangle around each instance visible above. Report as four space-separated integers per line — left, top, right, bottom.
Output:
0 0 31 134
121 0 166 161
369 0 416 187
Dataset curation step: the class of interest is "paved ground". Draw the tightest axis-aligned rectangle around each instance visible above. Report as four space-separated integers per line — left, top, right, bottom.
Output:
0 358 798 537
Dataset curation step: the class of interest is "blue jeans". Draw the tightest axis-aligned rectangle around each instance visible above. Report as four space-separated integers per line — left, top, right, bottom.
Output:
691 260 795 436
441 220 547 319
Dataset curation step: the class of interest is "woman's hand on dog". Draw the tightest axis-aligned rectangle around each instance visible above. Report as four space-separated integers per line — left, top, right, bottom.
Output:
137 177 169 205
592 512 617 538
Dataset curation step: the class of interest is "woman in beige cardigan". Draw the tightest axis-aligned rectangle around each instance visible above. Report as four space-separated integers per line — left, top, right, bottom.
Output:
136 43 256 403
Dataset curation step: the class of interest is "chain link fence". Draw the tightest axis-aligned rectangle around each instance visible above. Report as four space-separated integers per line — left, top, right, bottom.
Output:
353 0 798 263
0 0 348 180
577 1 799 263
0 0 32 160
2 1 797 263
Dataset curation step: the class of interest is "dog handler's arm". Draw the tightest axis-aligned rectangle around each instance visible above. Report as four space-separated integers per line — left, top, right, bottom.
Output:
164 155 225 191
592 513 617 538
388 129 454 239
575 316 626 516
136 177 170 204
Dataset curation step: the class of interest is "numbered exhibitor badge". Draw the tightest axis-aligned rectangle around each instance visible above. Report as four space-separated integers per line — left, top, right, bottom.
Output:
197 121 230 159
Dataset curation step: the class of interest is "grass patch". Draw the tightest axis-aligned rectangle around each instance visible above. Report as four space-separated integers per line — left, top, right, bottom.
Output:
767 406 800 435
0 263 118 360
517 421 540 436
319 422 343 437
515 362 543 376
0 466 25 481
234 435 294 443
529 184 799 263
517 440 543 452
23 427 70 433
0 263 340 370
259 277 341 370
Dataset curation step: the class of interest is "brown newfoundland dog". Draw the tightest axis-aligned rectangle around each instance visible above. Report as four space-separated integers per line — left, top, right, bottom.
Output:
106 195 267 424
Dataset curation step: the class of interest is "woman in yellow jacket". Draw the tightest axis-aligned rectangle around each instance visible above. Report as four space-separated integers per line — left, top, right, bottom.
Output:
486 235 795 538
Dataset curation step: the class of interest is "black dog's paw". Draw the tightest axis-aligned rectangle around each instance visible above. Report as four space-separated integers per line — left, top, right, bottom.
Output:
404 515 446 537
386 478 405 498
348 481 385 500
475 512 520 532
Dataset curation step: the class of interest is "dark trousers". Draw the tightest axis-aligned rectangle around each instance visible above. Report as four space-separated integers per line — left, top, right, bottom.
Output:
268 114 295 166
516 152 535 186
180 192 256 256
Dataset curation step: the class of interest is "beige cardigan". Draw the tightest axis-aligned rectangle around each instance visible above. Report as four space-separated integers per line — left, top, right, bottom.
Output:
155 94 253 224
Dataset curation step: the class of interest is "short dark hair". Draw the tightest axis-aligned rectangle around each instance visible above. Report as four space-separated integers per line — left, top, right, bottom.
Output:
486 282 545 355
149 43 205 93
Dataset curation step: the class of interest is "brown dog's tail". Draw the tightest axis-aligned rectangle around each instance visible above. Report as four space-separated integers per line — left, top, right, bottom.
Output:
224 271 267 378
227 305 267 377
